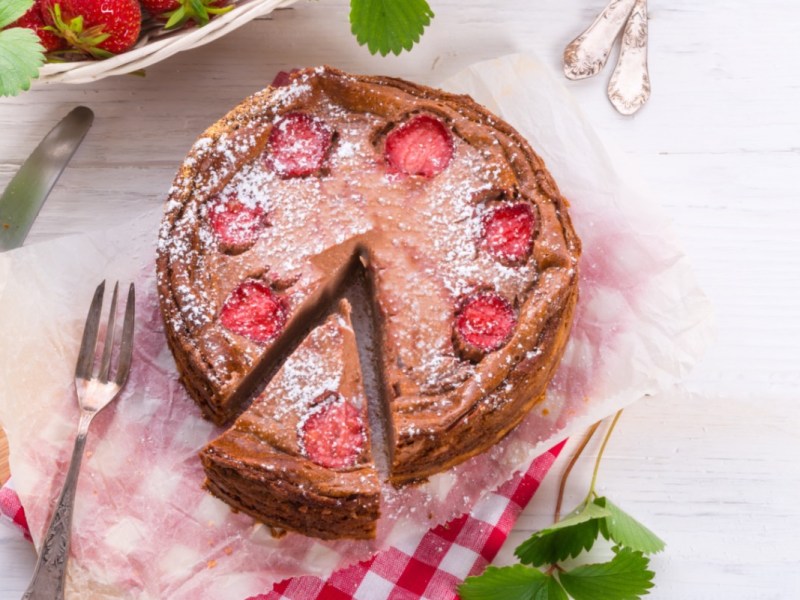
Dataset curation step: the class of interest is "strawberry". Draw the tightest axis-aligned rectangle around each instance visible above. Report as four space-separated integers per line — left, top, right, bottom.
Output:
11 1 66 53
384 114 453 178
219 280 288 343
300 392 365 469
264 112 333 178
482 203 535 265
271 68 300 88
454 292 517 361
41 0 142 57
140 0 232 29
208 194 268 254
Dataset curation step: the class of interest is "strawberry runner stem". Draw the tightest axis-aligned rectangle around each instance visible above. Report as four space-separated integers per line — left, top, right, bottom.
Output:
586 409 624 502
553 409 625 522
554 421 601 522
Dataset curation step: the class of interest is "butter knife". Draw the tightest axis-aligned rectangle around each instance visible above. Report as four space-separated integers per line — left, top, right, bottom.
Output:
0 106 94 251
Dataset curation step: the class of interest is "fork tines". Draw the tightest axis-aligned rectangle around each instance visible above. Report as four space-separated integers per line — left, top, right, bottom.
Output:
75 280 136 386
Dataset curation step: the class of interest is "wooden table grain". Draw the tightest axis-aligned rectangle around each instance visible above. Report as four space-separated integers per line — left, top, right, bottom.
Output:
2 0 799 598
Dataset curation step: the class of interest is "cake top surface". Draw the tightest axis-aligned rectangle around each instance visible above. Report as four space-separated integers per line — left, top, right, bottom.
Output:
157 66 579 419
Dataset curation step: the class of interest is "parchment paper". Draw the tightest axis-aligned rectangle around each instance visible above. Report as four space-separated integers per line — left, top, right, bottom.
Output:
0 54 712 599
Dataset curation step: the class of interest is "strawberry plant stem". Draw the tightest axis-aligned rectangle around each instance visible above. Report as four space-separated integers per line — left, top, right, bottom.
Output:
586 409 624 502
554 421 600 521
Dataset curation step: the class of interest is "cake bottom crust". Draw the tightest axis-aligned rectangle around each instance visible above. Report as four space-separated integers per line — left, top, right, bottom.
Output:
201 445 381 540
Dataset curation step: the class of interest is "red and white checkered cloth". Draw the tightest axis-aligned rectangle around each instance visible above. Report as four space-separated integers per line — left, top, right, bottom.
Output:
0 441 563 599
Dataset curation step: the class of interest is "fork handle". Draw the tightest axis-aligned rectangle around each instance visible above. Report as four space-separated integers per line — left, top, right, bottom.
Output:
22 416 91 600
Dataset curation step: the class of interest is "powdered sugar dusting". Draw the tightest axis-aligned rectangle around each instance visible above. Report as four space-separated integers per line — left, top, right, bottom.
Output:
159 66 561 445
272 321 343 421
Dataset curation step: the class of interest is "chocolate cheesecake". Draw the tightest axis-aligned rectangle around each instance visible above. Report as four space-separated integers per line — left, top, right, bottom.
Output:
156 66 580 537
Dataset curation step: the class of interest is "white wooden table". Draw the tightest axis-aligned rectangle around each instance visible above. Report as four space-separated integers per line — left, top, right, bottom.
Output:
2 0 799 597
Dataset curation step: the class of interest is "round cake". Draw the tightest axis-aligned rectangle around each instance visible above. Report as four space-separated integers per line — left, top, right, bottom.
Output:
156 66 581 538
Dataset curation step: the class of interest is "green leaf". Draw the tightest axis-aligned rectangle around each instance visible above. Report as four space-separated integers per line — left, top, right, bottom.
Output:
350 0 434 56
540 576 570 600
595 497 665 555
558 547 655 600
459 565 567 600
0 0 33 29
0 27 45 97
515 502 610 567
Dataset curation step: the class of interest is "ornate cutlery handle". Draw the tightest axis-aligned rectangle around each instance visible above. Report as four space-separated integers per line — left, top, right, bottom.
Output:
22 414 92 600
608 0 651 115
564 0 637 80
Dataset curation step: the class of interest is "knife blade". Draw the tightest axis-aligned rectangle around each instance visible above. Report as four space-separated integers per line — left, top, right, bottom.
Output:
0 106 94 251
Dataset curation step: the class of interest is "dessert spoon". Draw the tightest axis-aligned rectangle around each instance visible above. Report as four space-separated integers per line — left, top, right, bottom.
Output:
563 0 637 80
607 0 651 115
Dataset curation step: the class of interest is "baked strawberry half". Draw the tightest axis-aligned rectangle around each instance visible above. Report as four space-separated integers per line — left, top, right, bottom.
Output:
300 391 365 469
264 112 333 178
271 69 300 87
208 194 268 254
219 281 288 344
454 292 517 361
482 203 535 265
385 114 454 178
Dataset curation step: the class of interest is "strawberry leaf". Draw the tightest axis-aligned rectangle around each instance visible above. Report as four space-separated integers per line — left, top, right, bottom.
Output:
594 497 666 555
350 0 434 56
0 0 33 29
558 547 655 600
515 501 610 567
0 26 45 96
459 565 567 600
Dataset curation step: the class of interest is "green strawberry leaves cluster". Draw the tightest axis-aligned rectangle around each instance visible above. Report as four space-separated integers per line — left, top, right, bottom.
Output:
460 411 665 600
460 496 664 600
163 0 233 31
0 0 45 97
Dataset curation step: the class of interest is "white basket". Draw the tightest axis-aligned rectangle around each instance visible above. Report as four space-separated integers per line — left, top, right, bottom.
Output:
38 0 297 85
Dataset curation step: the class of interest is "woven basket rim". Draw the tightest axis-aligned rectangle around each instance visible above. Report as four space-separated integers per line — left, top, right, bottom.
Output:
36 0 297 85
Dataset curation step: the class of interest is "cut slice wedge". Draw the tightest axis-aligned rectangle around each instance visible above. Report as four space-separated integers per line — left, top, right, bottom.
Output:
200 299 381 539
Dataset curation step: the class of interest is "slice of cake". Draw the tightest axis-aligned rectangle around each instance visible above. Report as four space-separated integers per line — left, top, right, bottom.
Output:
200 300 380 539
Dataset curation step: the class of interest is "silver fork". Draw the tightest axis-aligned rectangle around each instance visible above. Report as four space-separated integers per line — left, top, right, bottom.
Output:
22 281 135 600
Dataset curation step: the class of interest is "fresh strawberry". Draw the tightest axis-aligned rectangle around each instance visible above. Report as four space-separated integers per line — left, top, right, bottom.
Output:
41 0 141 57
300 392 365 469
385 114 453 178
140 0 232 29
219 280 288 343
208 194 268 254
264 112 333 178
140 0 178 13
11 1 66 53
454 292 516 361
482 203 535 265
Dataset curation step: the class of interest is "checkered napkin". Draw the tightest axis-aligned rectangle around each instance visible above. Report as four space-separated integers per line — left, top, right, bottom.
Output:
0 442 563 599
